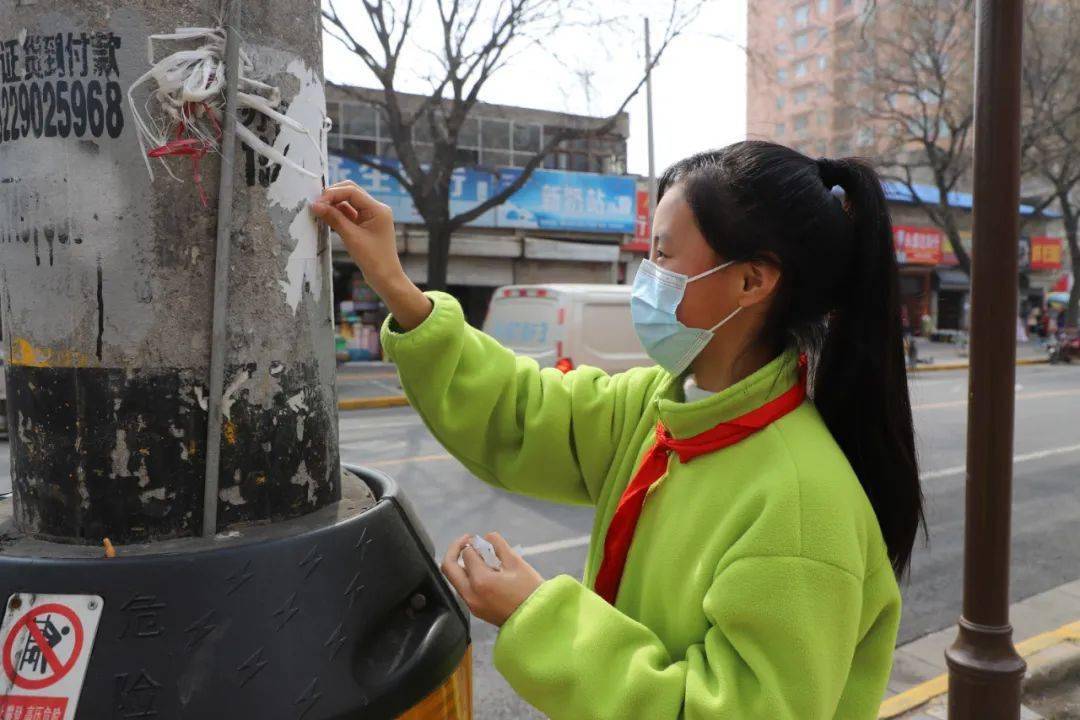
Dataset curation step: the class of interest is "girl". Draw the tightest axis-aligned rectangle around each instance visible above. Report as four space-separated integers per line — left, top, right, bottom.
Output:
311 141 925 720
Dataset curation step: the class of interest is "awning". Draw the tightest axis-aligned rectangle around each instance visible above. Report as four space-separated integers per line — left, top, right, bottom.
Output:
935 269 971 291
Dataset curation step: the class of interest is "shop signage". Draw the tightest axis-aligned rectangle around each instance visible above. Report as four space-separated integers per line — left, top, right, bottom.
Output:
328 155 636 234
621 185 652 253
1029 236 1063 271
893 225 943 266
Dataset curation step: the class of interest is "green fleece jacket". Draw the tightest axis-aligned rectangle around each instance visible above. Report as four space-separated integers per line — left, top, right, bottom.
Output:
381 292 901 720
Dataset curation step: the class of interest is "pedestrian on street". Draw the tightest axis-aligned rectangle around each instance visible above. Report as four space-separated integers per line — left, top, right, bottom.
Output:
311 141 925 720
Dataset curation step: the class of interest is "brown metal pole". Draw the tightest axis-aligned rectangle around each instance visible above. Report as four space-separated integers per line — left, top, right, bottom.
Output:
944 0 1027 717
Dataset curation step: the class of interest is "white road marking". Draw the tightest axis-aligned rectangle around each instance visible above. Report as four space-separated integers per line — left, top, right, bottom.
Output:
920 443 1080 480
913 387 1080 411
518 535 592 558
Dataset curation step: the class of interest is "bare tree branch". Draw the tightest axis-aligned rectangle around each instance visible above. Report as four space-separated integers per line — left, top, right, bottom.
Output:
857 0 974 274
323 0 704 289
1022 0 1080 324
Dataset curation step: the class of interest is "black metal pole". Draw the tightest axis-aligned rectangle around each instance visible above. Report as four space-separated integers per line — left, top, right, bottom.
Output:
944 1 1027 717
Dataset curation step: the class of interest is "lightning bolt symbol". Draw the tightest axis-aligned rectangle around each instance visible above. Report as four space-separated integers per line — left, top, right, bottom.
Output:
323 622 347 660
184 609 217 650
272 592 300 631
237 646 268 687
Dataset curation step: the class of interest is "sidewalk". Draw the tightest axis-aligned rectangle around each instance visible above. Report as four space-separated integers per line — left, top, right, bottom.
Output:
906 337 1048 372
882 578 1080 719
333 340 1052 411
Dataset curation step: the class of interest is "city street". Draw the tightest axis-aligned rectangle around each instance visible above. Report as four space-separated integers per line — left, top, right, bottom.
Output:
331 362 1080 718
0 362 1076 718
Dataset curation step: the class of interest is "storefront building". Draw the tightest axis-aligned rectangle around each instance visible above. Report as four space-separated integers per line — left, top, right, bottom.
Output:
884 182 1066 335
324 85 645 360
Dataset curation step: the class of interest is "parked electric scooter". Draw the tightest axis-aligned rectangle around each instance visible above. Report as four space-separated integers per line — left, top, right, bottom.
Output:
1048 328 1080 364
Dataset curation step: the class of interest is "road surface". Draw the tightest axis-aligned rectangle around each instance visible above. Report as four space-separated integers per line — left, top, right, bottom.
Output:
1 362 1077 718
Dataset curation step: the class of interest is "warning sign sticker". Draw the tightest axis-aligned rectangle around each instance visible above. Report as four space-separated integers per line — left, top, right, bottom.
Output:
0 594 103 720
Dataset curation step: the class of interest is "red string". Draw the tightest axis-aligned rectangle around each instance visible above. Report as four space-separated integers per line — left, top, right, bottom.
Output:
146 102 223 207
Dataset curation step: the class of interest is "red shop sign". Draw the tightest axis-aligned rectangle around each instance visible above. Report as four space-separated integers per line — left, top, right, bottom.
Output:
893 225 943 266
1030 236 1063 271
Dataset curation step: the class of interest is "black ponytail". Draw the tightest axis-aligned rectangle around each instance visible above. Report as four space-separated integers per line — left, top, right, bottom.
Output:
658 141 926 580
812 157 925 580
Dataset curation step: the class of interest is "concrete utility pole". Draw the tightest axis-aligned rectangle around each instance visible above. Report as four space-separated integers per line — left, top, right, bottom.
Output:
0 2 470 717
945 1 1027 717
1 0 339 543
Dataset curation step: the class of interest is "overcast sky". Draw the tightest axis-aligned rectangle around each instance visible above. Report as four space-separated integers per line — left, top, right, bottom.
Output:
322 1 748 177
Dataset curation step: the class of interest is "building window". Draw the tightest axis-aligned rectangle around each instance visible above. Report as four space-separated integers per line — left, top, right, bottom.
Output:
818 0 829 14
857 126 874 146
456 147 479 164
793 88 808 104
776 96 786 110
777 67 788 82
817 140 828 156
335 101 380 160
341 102 378 137
513 122 541 152
794 4 810 27
817 110 829 127
835 136 851 154
841 0 852 7
818 55 828 70
793 113 810 132
776 122 786 136
795 60 808 78
481 118 511 151
343 138 376 158
794 32 809 51
333 103 624 173
777 15 787 29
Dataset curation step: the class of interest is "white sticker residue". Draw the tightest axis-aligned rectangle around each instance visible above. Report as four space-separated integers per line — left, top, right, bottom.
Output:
267 59 327 315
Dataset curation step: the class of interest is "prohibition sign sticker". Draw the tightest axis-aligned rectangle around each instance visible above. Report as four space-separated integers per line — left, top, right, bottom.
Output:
0 594 103 720
3 604 84 689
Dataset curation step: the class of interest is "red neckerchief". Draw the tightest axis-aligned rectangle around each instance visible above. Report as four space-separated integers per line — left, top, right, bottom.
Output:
594 358 808 605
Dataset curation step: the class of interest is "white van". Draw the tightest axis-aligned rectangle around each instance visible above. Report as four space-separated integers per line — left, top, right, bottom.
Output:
482 284 652 373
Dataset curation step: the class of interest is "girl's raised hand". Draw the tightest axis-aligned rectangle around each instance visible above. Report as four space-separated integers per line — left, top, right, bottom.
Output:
310 180 432 329
310 181 401 288
441 532 545 627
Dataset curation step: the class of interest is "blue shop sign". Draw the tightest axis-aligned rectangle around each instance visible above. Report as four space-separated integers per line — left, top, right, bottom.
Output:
327 154 635 234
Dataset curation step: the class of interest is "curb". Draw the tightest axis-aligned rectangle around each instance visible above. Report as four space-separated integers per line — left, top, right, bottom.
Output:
330 356 1054 408
879 620 1080 718
910 357 1049 372
333 358 1053 410
337 396 410 411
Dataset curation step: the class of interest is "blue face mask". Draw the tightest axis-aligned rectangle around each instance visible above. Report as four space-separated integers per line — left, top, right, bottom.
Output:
631 259 742 376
